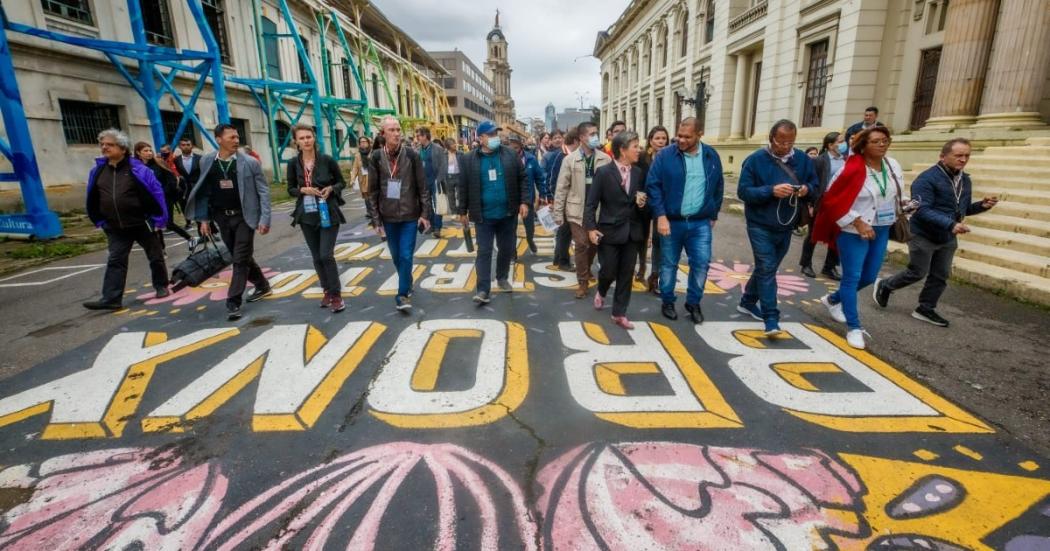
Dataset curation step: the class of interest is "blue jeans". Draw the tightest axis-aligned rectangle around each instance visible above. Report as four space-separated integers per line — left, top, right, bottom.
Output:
384 220 418 298
428 180 443 232
830 226 891 330
740 225 794 323
660 218 712 305
474 215 516 294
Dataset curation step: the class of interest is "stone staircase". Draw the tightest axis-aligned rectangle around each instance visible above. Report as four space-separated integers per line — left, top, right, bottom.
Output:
898 137 1050 306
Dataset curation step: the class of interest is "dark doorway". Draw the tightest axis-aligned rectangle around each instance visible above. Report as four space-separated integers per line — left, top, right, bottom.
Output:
910 47 942 130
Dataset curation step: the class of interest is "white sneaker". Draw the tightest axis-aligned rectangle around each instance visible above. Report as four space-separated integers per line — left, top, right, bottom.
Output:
821 294 846 323
846 329 870 350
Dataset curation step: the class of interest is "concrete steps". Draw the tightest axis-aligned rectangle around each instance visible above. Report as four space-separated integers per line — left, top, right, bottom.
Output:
992 201 1050 222
955 239 1049 278
963 225 1050 257
967 214 1050 239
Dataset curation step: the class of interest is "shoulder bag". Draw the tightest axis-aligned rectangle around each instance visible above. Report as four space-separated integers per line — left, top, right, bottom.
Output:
888 168 912 243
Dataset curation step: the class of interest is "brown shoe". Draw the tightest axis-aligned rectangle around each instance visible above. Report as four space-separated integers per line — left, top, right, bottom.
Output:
574 282 589 299
647 273 659 295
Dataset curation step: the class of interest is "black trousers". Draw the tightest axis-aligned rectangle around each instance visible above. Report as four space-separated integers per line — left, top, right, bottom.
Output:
522 202 536 243
799 221 839 272
161 199 192 243
101 225 169 304
301 222 341 294
214 211 268 305
882 234 958 309
553 222 572 266
597 239 640 317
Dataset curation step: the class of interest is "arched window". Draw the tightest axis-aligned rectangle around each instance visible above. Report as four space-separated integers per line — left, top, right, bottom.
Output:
643 37 652 75
602 73 610 99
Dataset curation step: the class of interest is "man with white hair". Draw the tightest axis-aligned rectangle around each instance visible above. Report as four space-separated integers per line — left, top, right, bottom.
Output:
83 128 170 310
366 115 431 311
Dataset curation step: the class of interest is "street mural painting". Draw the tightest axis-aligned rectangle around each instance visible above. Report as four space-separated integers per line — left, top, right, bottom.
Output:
0 228 1048 550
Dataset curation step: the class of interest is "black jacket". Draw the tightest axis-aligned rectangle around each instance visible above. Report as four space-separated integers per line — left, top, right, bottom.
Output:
910 163 989 244
456 146 530 223
366 144 430 225
811 151 844 205
584 162 648 245
286 152 347 226
146 160 179 206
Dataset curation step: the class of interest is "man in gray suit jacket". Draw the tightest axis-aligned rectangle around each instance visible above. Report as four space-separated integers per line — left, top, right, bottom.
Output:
185 123 272 320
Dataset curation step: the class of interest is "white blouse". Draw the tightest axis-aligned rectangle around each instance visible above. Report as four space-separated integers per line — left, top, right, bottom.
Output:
830 157 903 233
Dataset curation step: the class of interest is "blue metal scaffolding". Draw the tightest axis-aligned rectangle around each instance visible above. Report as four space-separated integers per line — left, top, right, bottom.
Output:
0 1 231 238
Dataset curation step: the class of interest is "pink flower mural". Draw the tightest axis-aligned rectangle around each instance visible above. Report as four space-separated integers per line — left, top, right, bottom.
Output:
138 268 277 306
709 262 810 296
0 446 227 550
199 441 538 550
536 442 867 550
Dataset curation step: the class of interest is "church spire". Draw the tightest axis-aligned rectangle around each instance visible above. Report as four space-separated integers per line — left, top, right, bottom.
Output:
495 9 500 28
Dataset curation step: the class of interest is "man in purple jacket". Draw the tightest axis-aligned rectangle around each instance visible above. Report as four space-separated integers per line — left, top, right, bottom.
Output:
83 129 169 310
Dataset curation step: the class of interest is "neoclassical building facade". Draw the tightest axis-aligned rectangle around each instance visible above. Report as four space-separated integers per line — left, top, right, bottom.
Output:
595 0 1050 170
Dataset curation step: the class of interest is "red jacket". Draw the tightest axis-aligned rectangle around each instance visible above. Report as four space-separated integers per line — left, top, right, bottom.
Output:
811 154 867 249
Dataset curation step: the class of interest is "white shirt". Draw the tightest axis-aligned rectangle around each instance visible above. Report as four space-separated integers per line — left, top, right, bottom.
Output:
831 156 903 233
180 154 194 174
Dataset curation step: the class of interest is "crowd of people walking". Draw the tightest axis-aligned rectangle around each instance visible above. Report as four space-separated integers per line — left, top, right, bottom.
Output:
80 105 998 349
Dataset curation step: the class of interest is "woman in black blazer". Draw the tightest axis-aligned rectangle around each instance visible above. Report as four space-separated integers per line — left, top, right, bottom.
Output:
584 131 649 330
287 124 348 312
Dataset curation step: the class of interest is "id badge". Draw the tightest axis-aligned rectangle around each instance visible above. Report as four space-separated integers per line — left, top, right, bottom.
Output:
361 168 368 176
875 203 896 225
386 179 402 199
488 168 498 181
585 176 593 186
219 179 234 189
303 194 318 213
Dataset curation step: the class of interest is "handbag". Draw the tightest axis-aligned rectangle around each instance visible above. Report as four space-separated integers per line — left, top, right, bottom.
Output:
888 169 912 243
771 156 812 228
170 235 233 291
434 181 451 216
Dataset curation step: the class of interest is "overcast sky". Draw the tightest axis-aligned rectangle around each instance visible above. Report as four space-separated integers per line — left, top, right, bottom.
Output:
373 0 631 122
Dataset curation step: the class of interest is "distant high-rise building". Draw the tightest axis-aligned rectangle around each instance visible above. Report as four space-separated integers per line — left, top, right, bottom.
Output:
429 50 495 140
484 10 516 129
545 103 557 132
556 107 595 132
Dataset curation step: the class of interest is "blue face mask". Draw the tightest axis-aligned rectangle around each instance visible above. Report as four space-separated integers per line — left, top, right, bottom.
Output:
837 142 848 155
587 135 601 150
486 137 502 150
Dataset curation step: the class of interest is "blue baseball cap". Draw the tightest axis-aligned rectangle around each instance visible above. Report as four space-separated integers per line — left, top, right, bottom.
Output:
476 120 501 136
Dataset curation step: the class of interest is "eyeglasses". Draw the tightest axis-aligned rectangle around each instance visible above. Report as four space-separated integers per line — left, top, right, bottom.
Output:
868 139 890 146
771 140 795 147
99 142 118 148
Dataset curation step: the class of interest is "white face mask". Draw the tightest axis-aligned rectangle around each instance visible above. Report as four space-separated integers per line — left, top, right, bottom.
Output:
486 137 502 150
587 135 601 149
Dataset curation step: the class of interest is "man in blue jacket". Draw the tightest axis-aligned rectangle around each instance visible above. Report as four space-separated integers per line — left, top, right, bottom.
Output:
736 120 815 335
509 135 547 255
83 129 170 310
874 138 997 327
546 129 577 271
647 117 724 324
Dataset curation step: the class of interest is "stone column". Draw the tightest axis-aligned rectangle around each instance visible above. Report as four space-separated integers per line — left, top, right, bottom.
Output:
922 0 1000 129
976 0 1050 127
729 53 751 139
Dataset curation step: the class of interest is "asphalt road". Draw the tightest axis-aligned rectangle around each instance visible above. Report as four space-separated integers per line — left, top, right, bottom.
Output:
0 195 1048 549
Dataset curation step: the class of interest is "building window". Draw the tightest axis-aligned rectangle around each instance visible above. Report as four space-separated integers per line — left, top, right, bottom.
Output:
261 17 281 80
705 0 715 44
910 47 942 130
679 16 689 56
447 97 457 108
802 40 829 127
142 0 175 46
160 110 201 145
42 0 92 24
275 120 291 149
202 0 231 65
59 99 120 145
342 63 353 99
656 97 664 126
661 27 669 67
229 117 250 146
298 39 311 83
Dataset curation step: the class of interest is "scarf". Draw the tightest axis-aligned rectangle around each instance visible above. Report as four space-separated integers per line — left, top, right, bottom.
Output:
811 154 868 249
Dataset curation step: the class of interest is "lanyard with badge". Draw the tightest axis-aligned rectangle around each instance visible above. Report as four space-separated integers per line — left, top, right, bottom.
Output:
487 155 503 184
386 149 401 199
869 161 895 225
302 160 319 213
217 157 235 191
